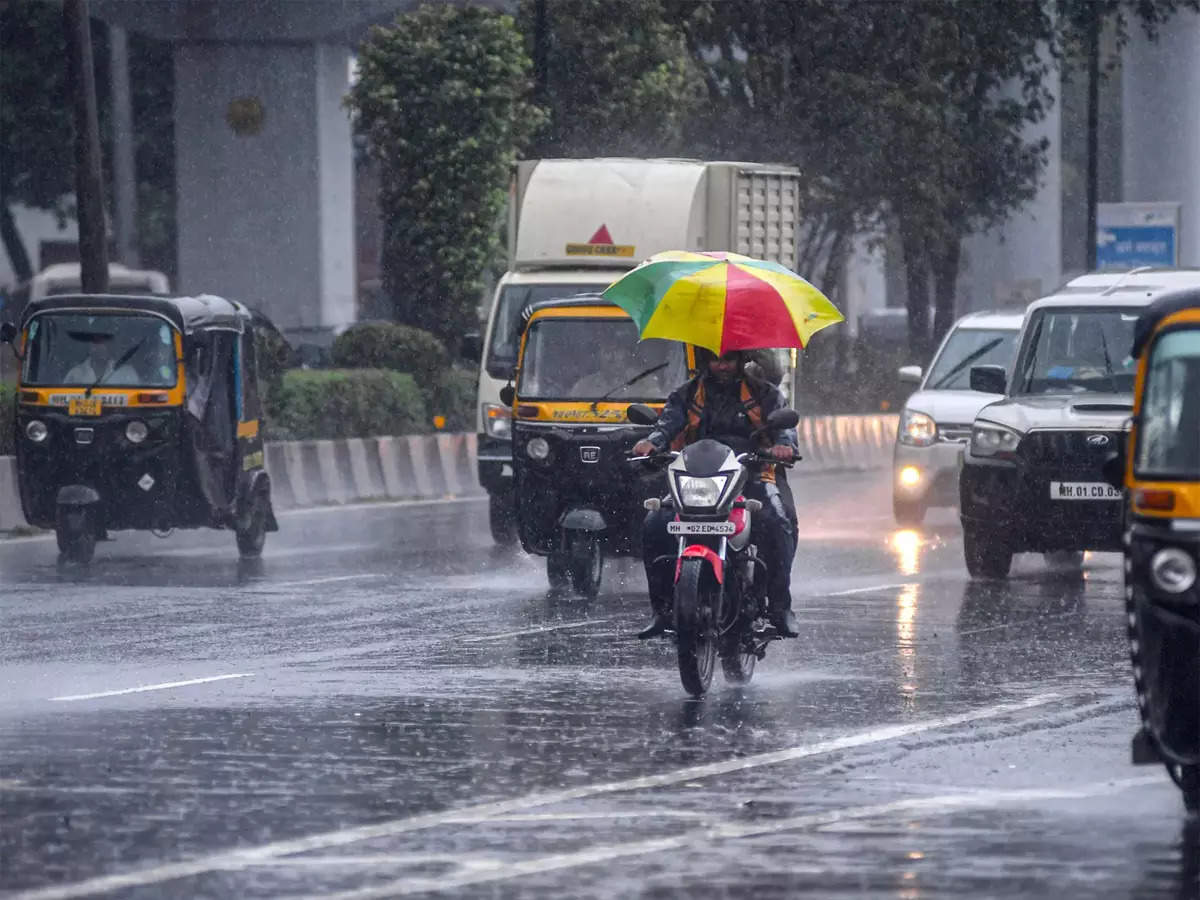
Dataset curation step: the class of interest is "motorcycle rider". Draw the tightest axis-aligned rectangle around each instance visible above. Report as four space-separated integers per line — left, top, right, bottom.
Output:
632 348 800 639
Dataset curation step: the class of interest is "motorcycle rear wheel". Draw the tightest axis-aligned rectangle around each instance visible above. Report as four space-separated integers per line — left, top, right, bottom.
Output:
675 558 718 697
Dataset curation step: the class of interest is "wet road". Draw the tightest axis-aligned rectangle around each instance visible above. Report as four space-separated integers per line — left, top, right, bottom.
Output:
0 471 1195 898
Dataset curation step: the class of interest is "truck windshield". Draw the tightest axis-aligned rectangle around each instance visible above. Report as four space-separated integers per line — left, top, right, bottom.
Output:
925 328 1017 390
1014 308 1140 395
517 318 685 401
22 313 178 388
1136 328 1200 480
485 284 602 379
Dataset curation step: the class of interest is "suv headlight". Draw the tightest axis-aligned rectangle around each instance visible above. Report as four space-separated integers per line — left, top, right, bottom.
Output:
970 423 1021 459
483 403 511 439
676 475 727 508
899 409 937 447
1150 547 1197 595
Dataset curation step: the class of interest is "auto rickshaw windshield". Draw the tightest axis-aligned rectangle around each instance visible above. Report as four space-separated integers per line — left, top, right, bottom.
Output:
517 317 686 400
1136 327 1200 479
22 313 178 388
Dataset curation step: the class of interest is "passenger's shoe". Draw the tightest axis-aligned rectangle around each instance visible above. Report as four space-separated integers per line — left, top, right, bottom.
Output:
769 608 799 638
637 612 673 639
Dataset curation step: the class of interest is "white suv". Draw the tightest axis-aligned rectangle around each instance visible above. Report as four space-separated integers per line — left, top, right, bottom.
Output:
893 310 1025 525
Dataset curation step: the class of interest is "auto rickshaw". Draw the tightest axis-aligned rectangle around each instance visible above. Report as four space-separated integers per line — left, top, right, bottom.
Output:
1 292 278 563
1107 288 1200 810
504 295 694 596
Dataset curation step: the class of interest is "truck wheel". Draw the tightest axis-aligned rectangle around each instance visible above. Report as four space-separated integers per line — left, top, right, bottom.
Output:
963 523 1012 579
488 492 518 546
892 495 927 527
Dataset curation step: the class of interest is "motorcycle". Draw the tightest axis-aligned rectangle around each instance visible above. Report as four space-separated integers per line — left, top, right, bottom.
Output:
627 403 800 697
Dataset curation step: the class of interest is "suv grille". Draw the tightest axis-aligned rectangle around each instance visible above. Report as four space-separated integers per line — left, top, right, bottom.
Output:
938 423 972 444
1019 429 1122 468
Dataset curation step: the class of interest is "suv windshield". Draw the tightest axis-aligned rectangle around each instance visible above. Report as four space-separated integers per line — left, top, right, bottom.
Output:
1014 307 1140 395
22 313 178 388
1136 328 1200 479
925 327 1017 390
485 284 603 379
517 318 685 401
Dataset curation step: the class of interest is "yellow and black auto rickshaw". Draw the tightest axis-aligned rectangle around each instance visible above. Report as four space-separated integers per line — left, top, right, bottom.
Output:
504 295 693 596
1 293 277 563
1109 288 1200 811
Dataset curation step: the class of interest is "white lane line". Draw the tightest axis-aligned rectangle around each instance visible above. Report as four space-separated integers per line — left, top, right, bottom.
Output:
318 776 1162 899
249 574 386 591
462 619 615 643
11 692 1066 899
48 673 254 703
825 582 915 597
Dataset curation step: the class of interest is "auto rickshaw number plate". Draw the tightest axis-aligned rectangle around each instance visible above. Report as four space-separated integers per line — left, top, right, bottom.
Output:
68 396 102 416
668 521 736 535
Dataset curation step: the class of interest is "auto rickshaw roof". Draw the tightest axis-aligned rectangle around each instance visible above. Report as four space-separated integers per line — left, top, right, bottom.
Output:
1132 287 1200 359
22 292 253 334
521 293 617 321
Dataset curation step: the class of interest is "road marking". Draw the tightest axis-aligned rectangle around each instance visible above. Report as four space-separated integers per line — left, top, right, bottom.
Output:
48 673 254 703
249 574 387 590
826 582 915 597
315 776 1162 898
462 619 615 643
12 692 1066 899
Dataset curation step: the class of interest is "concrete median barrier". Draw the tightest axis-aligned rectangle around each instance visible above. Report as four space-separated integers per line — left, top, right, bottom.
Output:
0 416 898 525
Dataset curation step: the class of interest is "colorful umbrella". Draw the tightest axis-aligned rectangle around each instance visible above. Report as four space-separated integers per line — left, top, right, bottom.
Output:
601 250 843 355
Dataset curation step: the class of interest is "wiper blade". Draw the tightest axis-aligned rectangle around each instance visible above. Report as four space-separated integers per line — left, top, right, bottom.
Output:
86 337 145 396
932 337 1004 390
1097 325 1117 392
591 361 670 411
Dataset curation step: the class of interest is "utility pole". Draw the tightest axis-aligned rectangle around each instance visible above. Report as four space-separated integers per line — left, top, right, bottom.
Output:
63 0 109 293
109 24 139 268
1085 4 1100 272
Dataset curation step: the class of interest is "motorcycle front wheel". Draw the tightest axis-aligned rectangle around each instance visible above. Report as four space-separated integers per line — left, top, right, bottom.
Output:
675 558 719 697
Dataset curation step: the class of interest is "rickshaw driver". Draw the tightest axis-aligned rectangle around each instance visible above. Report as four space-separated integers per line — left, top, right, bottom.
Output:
64 337 138 384
633 349 801 639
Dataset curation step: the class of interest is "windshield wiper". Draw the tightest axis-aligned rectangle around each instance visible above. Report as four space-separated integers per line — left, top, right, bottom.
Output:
932 337 1004 390
85 337 146 396
591 361 670 411
1097 325 1117 393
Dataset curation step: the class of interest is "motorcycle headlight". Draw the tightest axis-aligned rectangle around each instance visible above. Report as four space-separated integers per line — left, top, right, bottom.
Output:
1150 547 1197 595
526 436 550 461
677 475 727 508
970 423 1021 459
125 420 149 444
25 419 48 443
483 403 512 439
899 409 937 447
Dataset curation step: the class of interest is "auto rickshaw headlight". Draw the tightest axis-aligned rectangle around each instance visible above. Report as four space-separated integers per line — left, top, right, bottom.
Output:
526 436 550 461
25 419 48 443
125 420 149 444
1150 547 1197 595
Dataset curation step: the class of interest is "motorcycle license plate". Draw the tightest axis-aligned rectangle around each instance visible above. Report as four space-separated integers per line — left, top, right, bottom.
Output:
668 521 736 535
1050 482 1122 500
68 396 102 416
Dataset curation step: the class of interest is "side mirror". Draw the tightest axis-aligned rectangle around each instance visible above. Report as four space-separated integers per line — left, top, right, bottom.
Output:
626 403 658 426
499 384 515 407
898 365 923 385
460 332 482 363
1101 450 1126 490
970 365 1007 395
766 408 800 430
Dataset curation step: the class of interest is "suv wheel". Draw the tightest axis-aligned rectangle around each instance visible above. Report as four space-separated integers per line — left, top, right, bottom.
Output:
963 522 1013 579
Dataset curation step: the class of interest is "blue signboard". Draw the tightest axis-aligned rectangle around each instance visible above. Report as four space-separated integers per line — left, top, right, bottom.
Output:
1096 225 1176 269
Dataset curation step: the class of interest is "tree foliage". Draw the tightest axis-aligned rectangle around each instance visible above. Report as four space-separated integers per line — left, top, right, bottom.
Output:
347 5 545 346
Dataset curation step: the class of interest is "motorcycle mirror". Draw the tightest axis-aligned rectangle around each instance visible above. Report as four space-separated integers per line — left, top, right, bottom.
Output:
766 408 800 430
626 403 658 426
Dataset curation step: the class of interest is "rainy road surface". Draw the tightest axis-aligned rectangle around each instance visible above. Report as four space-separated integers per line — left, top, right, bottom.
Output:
1 470 1196 898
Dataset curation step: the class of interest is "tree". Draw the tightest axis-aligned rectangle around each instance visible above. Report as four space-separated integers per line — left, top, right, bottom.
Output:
347 5 545 346
517 0 703 158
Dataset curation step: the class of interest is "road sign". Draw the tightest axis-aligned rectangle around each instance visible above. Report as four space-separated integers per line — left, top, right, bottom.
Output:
1097 202 1181 269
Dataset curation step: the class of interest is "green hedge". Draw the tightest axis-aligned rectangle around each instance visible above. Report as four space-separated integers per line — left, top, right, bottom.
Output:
267 369 427 441
424 365 478 433
0 382 12 456
330 322 447 377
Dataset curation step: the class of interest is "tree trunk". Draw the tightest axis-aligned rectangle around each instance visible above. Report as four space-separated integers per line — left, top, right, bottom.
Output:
899 216 931 364
931 235 961 347
0 202 34 284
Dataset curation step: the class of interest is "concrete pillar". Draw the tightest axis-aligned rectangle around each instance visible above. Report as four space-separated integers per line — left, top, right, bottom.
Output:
174 41 355 340
1121 12 1200 267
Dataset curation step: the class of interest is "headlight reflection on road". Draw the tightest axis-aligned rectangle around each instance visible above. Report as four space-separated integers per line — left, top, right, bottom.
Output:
897 583 918 701
890 528 923 576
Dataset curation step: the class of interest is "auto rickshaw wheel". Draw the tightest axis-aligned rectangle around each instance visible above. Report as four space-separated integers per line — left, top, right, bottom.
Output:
1173 764 1200 815
568 533 603 598
489 493 519 546
56 507 97 564
236 489 269 558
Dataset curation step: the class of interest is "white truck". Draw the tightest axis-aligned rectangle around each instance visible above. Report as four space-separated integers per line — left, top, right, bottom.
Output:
475 157 803 545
